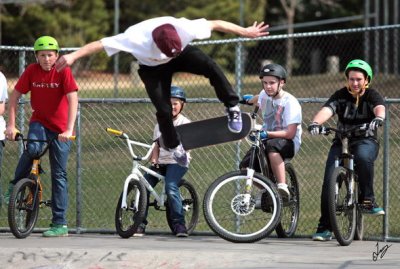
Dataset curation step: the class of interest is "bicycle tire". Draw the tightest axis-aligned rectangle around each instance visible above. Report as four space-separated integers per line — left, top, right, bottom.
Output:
166 179 199 235
275 162 300 238
8 178 40 239
115 179 147 238
354 204 364 240
203 170 282 243
328 167 356 246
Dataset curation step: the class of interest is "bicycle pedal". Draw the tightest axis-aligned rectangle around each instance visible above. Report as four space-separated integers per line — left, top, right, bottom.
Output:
40 200 52 207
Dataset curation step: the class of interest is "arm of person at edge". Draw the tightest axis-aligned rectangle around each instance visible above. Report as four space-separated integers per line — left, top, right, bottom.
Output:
4 89 22 140
55 40 104 72
58 91 78 142
208 20 269 38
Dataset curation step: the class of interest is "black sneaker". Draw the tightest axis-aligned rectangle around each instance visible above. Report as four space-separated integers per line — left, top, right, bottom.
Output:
133 223 146 237
173 223 188 237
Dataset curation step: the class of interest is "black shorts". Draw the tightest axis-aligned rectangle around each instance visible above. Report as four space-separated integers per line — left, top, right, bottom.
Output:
239 138 294 171
264 138 294 159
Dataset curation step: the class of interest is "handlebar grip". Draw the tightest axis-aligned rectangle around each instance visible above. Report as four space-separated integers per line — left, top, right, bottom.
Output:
106 128 123 136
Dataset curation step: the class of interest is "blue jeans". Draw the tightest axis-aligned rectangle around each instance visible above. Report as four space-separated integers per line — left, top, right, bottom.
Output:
318 138 379 230
143 163 188 226
12 122 71 225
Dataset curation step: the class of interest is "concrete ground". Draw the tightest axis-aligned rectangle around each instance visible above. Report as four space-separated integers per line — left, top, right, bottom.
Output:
0 232 399 269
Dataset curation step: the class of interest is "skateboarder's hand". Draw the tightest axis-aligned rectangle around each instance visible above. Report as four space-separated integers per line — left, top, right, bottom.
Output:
239 94 254 105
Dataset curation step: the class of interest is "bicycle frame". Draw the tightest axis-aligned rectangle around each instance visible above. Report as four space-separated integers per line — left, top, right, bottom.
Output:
106 129 169 211
323 125 368 206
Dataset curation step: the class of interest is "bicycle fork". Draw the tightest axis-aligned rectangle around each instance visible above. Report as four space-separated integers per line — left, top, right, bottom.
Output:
29 159 43 208
335 155 355 207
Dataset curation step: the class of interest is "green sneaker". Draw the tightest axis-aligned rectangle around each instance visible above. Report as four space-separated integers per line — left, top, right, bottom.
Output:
4 183 14 205
312 229 332 241
43 224 68 237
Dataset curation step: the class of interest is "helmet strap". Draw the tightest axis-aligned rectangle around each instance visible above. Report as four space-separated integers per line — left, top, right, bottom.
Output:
346 81 368 107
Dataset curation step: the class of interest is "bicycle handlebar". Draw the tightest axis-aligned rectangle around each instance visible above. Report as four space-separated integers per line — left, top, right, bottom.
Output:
106 127 155 161
320 124 369 136
106 128 124 136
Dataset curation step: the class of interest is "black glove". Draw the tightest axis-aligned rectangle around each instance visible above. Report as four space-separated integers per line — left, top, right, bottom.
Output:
308 122 321 136
369 117 384 131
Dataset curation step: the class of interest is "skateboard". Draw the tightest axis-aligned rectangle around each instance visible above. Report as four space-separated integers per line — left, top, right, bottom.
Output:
175 113 252 150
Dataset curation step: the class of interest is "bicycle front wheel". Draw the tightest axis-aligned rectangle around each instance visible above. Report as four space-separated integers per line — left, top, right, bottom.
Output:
8 178 40 239
275 162 300 238
328 167 356 246
166 179 199 235
354 204 364 240
203 170 282 243
115 179 147 238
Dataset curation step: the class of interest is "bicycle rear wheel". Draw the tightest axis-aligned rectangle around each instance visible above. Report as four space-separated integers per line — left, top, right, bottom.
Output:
203 170 282 243
328 167 356 246
115 179 147 238
275 162 300 238
166 179 199 235
8 178 40 239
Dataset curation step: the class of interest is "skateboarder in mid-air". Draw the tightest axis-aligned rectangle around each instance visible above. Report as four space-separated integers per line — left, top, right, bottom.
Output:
55 16 269 167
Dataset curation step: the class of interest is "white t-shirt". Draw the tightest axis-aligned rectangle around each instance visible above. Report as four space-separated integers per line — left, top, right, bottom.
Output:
153 114 191 164
0 72 8 141
101 17 211 66
257 90 302 154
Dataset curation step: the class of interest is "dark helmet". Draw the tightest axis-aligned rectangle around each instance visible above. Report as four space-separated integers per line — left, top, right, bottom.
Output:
259 63 287 82
170 85 186 102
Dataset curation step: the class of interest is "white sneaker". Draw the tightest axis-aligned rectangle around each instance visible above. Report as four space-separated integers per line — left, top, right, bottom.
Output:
277 183 290 201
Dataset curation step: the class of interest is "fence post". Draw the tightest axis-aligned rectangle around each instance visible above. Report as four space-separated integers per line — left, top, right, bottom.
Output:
234 42 244 170
17 51 26 156
75 103 83 233
382 102 390 241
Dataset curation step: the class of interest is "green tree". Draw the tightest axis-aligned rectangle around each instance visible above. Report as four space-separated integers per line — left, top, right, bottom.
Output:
2 0 109 46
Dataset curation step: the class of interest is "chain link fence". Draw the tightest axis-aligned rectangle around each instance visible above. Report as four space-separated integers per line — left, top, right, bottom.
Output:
1 25 400 240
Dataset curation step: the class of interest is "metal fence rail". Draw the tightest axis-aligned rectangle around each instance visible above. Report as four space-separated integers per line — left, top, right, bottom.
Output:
0 25 400 240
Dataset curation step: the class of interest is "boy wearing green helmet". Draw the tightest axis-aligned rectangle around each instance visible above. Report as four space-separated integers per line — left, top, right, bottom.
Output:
308 59 385 241
4 36 78 237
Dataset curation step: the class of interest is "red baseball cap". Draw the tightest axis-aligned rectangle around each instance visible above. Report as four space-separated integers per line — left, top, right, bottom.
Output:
152 24 182 57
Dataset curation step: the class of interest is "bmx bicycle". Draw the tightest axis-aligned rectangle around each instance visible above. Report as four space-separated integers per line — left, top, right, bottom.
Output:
8 133 75 239
317 124 373 246
106 128 199 238
203 106 300 243
241 106 300 239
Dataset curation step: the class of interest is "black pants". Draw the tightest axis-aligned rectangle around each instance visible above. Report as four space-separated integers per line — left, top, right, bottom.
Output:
138 45 239 149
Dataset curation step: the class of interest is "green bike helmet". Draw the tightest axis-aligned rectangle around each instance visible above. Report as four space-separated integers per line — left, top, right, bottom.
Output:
345 59 373 83
34 36 60 52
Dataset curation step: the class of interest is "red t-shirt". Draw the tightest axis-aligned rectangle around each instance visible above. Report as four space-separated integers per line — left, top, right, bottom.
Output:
15 64 78 133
